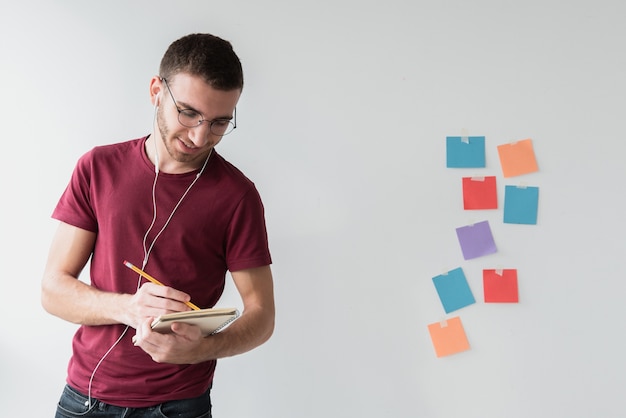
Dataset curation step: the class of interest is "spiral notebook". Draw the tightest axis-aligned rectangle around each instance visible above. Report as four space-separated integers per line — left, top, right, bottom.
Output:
151 307 240 336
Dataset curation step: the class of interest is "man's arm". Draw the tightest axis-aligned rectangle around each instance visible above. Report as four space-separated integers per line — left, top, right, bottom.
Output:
41 222 194 328
210 265 275 357
134 264 275 364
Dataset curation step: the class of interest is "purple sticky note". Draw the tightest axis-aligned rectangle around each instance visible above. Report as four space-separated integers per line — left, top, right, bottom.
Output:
455 220 497 260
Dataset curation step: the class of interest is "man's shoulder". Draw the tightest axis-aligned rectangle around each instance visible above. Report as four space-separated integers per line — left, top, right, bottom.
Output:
91 136 145 156
212 151 255 188
76 136 146 172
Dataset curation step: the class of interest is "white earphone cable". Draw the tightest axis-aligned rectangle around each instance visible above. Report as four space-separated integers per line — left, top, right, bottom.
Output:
85 98 212 408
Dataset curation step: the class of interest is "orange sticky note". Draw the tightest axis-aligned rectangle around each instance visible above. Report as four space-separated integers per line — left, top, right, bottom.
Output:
497 139 538 178
427 316 471 357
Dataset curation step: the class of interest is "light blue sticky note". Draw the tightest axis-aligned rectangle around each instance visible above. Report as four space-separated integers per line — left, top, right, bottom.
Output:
455 220 497 260
446 136 486 168
432 267 476 313
503 185 539 225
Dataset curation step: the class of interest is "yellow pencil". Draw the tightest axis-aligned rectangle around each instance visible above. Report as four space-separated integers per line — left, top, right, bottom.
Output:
123 260 200 311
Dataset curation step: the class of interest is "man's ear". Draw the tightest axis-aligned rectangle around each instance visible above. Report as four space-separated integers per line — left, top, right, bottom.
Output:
149 76 163 107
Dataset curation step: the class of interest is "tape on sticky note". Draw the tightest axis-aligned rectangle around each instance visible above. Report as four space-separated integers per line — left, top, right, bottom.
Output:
461 128 470 144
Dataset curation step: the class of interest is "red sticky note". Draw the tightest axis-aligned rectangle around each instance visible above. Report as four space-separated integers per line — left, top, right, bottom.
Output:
483 269 519 303
427 316 471 357
497 139 539 178
462 176 497 210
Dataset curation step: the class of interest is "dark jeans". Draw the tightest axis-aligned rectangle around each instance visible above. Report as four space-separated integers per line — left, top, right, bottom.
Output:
55 384 212 418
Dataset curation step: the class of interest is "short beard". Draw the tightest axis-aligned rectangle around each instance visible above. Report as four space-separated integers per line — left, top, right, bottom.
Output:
156 107 194 163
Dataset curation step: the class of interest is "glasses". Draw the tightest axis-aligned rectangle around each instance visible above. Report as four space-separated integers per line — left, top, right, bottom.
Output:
162 78 236 136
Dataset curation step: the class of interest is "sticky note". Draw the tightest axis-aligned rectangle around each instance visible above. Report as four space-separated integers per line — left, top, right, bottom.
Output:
432 267 476 313
446 136 486 168
483 269 519 303
497 139 538 177
503 185 539 225
428 316 471 357
455 220 497 260
462 176 497 210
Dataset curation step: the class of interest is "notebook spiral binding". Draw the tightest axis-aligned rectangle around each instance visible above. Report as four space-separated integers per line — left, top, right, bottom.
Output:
210 309 241 335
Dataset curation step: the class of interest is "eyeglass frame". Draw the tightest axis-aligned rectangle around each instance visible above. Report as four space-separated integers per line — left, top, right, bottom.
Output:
161 77 237 136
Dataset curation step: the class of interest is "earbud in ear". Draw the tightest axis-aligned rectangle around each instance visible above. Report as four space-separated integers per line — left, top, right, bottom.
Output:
154 92 161 108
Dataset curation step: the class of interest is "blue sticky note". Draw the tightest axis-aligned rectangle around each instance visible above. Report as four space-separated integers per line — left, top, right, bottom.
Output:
432 268 476 313
503 185 539 225
446 136 486 168
455 220 497 260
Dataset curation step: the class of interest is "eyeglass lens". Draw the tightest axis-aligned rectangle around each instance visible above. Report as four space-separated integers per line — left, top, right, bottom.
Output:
177 110 235 135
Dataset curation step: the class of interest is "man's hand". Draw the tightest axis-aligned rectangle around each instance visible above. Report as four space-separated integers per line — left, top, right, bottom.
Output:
125 283 193 329
132 316 206 364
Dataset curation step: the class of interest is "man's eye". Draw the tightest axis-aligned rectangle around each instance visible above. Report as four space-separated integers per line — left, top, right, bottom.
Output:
180 109 200 119
212 119 230 127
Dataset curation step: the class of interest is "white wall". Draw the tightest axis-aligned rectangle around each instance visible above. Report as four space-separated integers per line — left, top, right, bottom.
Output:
1 1 625 417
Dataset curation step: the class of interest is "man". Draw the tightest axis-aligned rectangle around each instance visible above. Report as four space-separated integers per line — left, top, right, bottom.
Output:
42 33 274 417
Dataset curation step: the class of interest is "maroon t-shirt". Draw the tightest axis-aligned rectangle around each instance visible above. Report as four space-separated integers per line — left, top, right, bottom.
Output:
52 136 271 407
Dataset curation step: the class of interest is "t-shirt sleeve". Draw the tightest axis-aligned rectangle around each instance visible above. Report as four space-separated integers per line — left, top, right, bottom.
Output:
51 150 99 232
224 186 272 272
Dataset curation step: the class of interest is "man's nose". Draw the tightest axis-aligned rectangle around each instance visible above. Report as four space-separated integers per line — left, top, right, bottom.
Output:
188 122 213 146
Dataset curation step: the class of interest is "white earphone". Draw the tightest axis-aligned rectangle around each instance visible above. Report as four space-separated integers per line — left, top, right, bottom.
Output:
86 84 208 409
153 91 161 173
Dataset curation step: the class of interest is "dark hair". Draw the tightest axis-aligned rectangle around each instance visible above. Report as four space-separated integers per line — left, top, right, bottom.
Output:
159 33 243 91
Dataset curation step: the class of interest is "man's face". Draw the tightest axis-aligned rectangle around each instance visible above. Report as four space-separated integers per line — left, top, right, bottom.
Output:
156 73 240 172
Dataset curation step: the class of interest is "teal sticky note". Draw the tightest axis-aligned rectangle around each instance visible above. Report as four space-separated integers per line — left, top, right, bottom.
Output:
432 268 476 313
446 136 486 168
503 185 539 225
